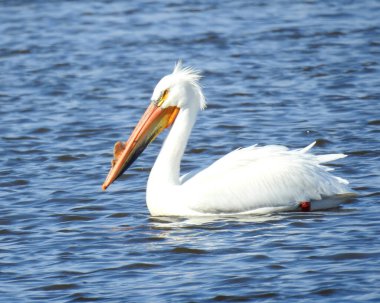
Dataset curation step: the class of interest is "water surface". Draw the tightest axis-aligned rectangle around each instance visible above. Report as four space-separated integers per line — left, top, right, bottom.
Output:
1 1 380 302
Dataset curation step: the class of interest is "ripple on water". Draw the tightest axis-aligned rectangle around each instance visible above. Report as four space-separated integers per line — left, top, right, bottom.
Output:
35 283 79 292
0 179 29 187
171 247 208 254
56 214 96 222
309 252 379 261
56 155 83 162
30 127 51 134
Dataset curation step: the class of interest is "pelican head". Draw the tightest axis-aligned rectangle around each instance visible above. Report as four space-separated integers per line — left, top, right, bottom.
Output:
151 61 206 110
102 61 206 190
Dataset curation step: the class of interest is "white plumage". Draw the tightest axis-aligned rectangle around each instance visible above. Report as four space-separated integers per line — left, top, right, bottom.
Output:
103 62 351 216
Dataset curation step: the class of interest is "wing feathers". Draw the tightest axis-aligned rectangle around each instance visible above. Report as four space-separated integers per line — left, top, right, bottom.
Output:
299 141 316 153
181 142 350 214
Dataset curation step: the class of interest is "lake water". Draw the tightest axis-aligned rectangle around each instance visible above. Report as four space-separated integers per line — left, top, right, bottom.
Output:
1 1 380 302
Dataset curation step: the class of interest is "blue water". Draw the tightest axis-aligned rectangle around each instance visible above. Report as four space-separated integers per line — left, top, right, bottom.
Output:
1 1 380 302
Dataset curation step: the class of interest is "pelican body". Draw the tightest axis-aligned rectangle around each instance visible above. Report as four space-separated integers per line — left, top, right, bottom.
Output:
102 62 350 216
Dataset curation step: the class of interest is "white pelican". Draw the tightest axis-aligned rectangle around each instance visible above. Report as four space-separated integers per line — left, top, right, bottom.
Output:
102 62 351 216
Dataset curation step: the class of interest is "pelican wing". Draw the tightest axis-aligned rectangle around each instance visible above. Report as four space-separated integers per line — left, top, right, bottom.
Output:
182 142 349 214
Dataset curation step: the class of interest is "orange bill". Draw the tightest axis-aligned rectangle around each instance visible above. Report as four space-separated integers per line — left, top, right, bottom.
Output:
102 103 180 190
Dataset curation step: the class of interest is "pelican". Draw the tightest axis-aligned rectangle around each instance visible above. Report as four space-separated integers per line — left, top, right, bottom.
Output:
102 62 351 216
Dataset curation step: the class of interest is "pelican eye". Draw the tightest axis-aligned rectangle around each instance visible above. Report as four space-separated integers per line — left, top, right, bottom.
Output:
157 89 169 107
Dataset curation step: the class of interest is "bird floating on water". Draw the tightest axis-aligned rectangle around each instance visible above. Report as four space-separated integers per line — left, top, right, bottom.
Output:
102 62 351 216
